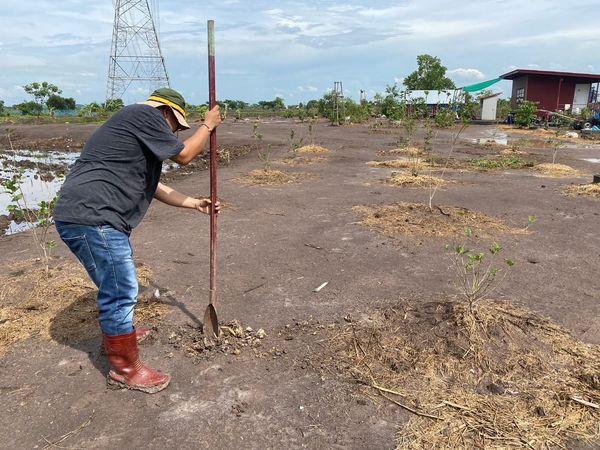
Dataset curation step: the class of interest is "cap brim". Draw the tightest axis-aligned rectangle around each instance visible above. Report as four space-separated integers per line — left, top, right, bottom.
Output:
140 100 190 131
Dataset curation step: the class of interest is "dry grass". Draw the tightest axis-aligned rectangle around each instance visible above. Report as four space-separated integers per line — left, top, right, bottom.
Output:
368 158 433 171
316 299 600 449
377 147 424 157
562 183 600 199
0 259 168 356
276 156 327 166
239 169 309 186
353 202 524 238
386 172 449 188
297 144 330 154
533 163 582 178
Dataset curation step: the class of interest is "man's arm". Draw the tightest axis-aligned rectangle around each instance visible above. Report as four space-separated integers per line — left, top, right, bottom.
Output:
154 182 220 214
171 106 222 166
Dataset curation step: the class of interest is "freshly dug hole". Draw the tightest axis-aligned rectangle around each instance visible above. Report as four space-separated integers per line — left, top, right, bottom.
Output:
313 299 600 449
353 202 524 237
533 163 581 178
386 172 449 188
239 169 309 186
562 183 600 199
0 260 167 355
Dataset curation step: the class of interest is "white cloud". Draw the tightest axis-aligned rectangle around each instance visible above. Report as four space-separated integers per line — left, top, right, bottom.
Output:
448 68 486 80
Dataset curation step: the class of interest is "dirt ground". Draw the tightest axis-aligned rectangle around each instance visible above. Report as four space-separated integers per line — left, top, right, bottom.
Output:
1 119 599 449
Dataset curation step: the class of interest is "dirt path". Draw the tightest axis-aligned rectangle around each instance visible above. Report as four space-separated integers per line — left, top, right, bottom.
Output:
1 121 599 448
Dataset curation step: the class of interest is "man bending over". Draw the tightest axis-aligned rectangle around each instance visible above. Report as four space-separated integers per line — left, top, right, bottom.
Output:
54 88 221 393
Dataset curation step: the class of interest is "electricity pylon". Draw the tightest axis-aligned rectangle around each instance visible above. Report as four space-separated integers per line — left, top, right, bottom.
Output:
106 0 170 101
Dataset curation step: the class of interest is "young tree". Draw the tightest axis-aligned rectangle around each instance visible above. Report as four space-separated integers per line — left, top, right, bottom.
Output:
403 54 456 90
104 98 124 112
0 100 5 116
23 82 62 116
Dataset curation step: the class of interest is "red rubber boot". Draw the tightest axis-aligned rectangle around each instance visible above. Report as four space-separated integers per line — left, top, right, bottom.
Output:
103 331 170 394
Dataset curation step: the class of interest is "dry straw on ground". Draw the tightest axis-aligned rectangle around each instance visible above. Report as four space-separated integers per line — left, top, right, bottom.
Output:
377 147 424 157
0 259 167 356
353 202 524 237
239 169 309 186
562 183 600 199
316 299 600 449
296 145 330 154
533 163 582 178
368 158 432 171
276 156 327 166
386 172 448 188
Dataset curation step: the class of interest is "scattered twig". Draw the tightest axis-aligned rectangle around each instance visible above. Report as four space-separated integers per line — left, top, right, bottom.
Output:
571 397 599 409
42 411 94 449
243 282 266 295
376 390 441 421
304 243 323 250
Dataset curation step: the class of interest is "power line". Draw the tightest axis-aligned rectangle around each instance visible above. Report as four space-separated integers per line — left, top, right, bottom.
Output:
106 0 170 101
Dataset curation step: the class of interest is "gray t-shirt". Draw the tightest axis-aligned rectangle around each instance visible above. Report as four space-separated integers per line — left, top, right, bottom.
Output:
54 104 184 233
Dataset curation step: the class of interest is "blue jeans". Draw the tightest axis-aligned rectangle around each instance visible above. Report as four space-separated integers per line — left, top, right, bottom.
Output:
55 222 138 336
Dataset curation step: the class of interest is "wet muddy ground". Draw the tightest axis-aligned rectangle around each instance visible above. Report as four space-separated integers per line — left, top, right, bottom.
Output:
1 119 599 448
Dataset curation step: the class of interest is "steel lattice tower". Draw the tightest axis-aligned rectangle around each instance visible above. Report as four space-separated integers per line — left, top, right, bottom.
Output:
332 81 345 125
106 0 170 101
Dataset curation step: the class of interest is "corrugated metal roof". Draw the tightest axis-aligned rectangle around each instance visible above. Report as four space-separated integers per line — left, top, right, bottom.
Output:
500 69 600 80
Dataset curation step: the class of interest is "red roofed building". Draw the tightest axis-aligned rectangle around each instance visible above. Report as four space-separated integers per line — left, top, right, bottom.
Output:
500 69 600 113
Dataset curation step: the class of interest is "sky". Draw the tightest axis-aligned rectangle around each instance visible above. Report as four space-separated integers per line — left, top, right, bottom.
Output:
0 0 599 106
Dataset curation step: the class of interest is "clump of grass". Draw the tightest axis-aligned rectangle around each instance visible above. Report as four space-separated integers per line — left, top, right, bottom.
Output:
534 163 581 178
353 202 525 238
562 183 600 199
276 156 327 166
377 147 424 157
316 299 600 449
469 156 533 170
0 260 165 355
241 169 308 186
368 158 432 171
386 172 448 188
297 145 330 154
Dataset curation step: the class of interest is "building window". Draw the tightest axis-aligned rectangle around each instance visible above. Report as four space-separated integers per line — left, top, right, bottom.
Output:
516 88 525 103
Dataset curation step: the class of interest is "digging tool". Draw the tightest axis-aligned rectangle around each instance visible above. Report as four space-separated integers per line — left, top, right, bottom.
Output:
203 19 220 338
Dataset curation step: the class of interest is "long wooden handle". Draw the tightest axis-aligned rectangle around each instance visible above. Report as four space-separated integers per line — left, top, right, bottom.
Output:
208 20 217 306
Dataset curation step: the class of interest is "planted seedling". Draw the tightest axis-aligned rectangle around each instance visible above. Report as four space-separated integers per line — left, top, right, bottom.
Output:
446 227 515 314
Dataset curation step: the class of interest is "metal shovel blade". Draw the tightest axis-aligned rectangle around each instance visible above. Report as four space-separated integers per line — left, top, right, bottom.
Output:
203 303 219 338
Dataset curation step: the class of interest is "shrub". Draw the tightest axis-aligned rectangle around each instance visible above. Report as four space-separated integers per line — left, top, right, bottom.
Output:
514 101 538 128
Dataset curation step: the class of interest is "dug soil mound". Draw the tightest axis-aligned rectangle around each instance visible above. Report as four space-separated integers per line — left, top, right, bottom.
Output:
310 299 600 449
562 183 600 199
353 202 524 238
296 144 330 154
533 163 582 178
159 320 269 361
0 260 167 355
386 173 449 188
239 169 310 186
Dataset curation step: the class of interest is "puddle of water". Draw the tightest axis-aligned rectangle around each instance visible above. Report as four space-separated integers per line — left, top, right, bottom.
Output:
1 149 179 235
581 158 600 164
0 150 79 234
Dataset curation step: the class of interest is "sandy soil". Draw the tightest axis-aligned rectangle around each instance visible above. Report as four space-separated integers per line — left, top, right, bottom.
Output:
1 119 599 448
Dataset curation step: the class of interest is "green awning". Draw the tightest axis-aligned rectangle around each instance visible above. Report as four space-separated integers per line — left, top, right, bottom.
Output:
462 78 502 93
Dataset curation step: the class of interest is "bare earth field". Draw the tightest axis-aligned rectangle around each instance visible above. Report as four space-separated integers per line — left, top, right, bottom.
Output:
1 119 599 449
